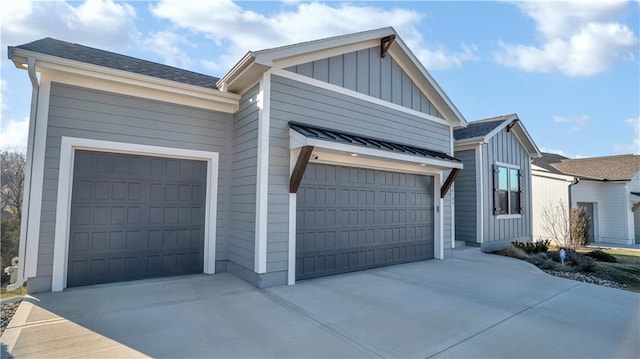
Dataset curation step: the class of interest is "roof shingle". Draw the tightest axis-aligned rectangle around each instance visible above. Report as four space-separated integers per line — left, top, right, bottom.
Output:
453 114 514 140
533 152 569 174
9 38 219 89
551 154 640 181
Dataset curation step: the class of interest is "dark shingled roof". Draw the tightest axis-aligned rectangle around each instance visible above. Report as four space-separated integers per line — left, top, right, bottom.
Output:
533 152 569 174
453 114 513 140
552 154 640 181
8 38 219 89
290 122 461 163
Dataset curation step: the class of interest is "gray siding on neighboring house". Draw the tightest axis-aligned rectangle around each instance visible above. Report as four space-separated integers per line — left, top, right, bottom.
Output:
268 74 453 271
35 83 232 291
229 85 259 271
286 46 443 119
454 149 477 243
481 128 532 249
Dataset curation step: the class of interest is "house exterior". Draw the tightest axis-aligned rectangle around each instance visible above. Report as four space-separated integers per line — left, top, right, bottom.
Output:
531 153 575 243
7 27 467 293
537 154 640 246
453 114 541 252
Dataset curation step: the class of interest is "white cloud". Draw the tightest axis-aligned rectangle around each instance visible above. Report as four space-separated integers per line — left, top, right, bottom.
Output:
144 31 194 69
0 117 29 151
151 0 477 73
552 115 589 132
1 0 139 56
496 1 638 76
613 116 640 154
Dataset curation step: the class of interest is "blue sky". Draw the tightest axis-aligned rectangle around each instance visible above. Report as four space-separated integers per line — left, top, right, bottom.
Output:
1 0 638 158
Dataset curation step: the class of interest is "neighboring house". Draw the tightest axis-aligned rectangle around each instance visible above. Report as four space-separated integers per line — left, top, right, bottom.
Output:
540 154 640 246
453 114 541 252
531 152 575 243
7 27 467 293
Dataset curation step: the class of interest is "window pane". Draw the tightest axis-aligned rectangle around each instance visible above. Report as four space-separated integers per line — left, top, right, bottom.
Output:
509 168 519 191
498 167 508 190
510 191 520 214
499 190 508 214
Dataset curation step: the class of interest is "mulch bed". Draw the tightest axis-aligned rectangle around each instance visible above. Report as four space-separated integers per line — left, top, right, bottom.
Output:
1 299 22 335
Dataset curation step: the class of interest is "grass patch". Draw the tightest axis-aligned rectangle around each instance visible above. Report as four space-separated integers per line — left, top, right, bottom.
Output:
588 251 640 291
0 285 27 301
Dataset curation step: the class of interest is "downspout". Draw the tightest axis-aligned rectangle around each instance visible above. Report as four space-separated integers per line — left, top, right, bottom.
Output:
8 58 39 291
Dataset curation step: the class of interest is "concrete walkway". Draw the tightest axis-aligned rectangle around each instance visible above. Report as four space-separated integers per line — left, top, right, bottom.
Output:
2 248 639 358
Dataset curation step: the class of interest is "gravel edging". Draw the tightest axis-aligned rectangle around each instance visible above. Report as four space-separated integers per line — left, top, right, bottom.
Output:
1 299 22 336
543 270 627 290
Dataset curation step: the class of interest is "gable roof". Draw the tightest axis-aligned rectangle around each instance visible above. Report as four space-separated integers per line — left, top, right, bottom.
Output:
453 114 511 140
218 27 466 127
551 154 640 181
453 113 541 158
533 152 570 174
8 37 219 89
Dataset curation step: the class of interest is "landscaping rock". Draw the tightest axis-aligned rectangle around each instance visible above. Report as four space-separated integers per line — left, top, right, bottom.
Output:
1 300 22 335
543 270 627 290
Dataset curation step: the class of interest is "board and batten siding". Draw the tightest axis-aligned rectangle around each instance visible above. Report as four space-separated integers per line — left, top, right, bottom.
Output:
286 46 443 119
454 149 477 243
481 128 532 249
36 83 233 291
229 85 259 271
268 74 453 271
531 170 571 242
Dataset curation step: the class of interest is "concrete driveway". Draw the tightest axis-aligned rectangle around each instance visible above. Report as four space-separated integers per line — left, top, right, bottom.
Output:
2 248 639 358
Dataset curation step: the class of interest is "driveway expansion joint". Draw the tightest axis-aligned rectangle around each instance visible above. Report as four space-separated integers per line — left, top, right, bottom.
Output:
426 282 583 358
262 289 389 359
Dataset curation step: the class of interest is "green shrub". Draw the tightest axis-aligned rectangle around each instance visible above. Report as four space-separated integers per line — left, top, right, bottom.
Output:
512 240 550 254
584 250 617 263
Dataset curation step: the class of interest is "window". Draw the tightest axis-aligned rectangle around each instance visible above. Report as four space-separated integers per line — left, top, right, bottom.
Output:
493 164 522 215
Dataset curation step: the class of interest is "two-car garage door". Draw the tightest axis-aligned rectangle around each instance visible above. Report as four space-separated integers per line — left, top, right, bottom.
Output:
67 151 207 287
296 163 435 280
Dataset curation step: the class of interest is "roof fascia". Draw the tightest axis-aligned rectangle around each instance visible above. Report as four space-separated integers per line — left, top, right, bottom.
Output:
255 27 395 66
10 48 240 112
455 137 486 146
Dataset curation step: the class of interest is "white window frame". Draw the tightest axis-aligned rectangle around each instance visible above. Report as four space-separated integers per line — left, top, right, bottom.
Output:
495 161 522 220
51 137 219 291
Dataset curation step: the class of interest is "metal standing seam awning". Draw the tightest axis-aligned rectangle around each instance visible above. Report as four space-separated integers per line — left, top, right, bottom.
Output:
288 122 462 197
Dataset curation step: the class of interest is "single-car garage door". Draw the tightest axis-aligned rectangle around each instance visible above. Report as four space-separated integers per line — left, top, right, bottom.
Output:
296 163 434 280
67 150 207 287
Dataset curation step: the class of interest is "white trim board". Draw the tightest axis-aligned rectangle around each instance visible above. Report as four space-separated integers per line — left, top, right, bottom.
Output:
51 137 219 291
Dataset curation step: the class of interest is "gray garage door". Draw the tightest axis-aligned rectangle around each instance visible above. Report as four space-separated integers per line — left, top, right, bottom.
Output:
296 163 434 280
67 151 207 287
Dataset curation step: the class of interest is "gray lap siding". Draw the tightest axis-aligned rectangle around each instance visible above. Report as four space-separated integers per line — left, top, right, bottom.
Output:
35 83 233 291
267 75 453 272
229 85 260 271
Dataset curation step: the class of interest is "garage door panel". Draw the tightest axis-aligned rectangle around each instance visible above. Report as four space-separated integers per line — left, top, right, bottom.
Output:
297 163 434 280
68 151 206 287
